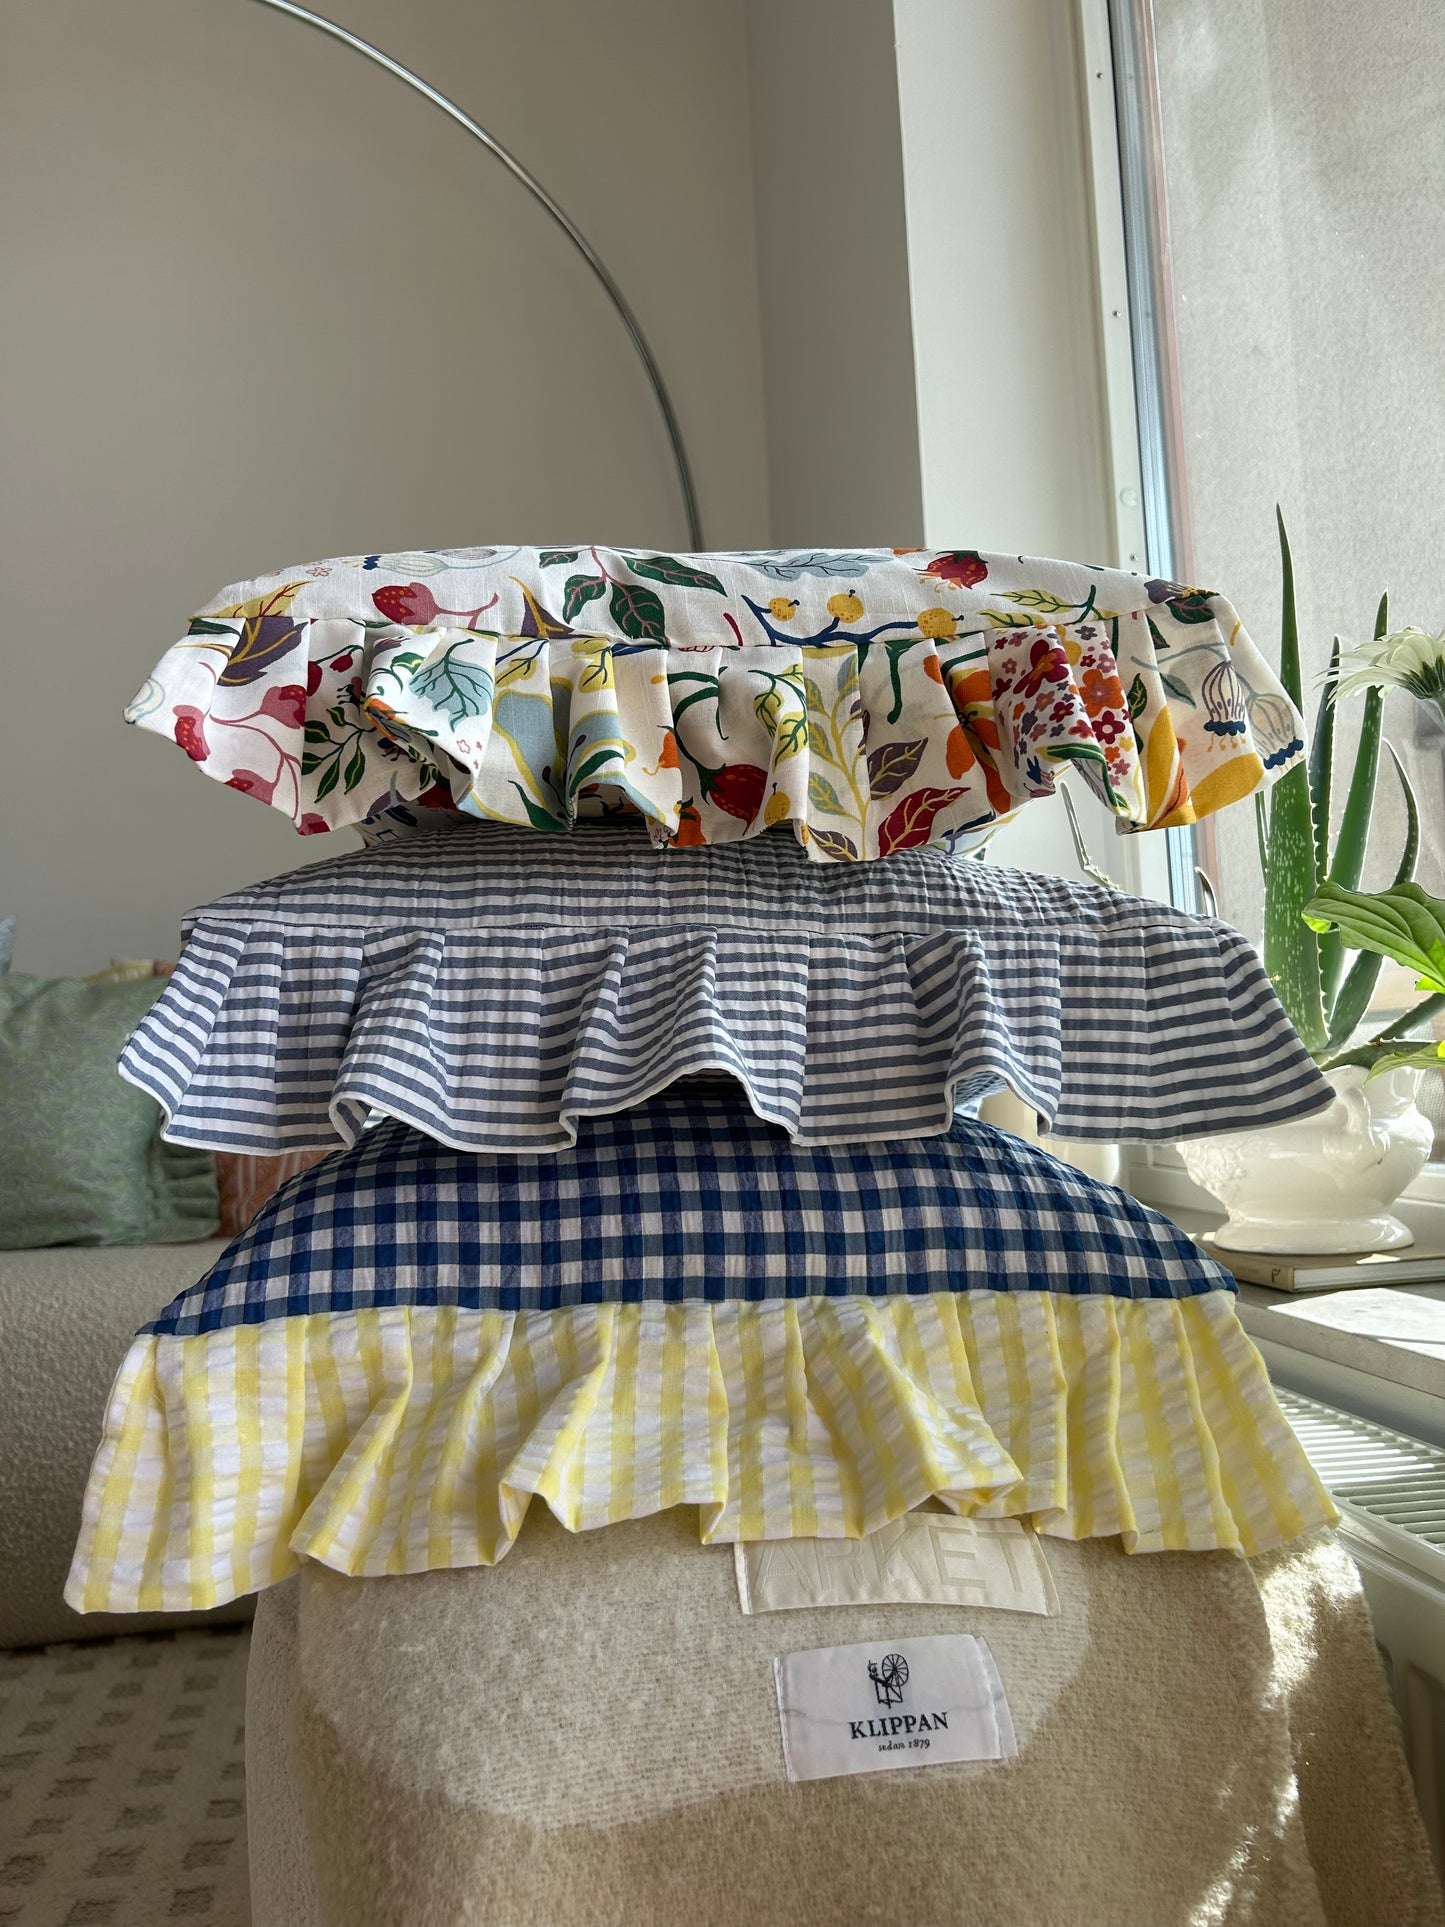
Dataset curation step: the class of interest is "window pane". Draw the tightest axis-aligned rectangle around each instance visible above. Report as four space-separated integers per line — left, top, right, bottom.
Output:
1153 0 1445 1151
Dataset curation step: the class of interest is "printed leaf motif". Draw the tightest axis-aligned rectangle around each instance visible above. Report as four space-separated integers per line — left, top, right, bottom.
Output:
510 782 567 832
802 676 829 712
314 759 340 802
1164 590 1217 625
810 828 860 861
187 617 236 637
539 549 580 567
627 554 726 594
1001 590 1073 615
609 580 666 641
562 574 607 623
209 582 307 621
876 785 966 857
740 550 886 583
343 743 367 792
1159 672 1195 706
217 614 305 688
569 746 622 793
866 737 927 798
515 581 579 641
1126 674 1149 721
410 644 495 725
982 610 1035 630
807 771 846 816
303 721 332 746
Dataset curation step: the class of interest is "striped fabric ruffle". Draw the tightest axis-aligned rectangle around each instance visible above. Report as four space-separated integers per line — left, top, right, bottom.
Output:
65 1290 1337 1614
117 822 1332 1153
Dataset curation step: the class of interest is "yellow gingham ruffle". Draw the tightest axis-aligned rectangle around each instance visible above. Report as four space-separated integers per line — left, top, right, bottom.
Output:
67 1289 1336 1615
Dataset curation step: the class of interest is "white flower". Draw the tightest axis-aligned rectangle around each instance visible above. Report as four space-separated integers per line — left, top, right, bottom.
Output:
1330 626 1445 721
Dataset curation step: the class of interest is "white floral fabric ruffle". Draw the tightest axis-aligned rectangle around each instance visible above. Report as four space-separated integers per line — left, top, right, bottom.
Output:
126 545 1305 858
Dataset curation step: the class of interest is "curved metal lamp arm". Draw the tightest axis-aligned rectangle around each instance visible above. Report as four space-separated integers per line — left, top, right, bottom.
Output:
249 0 704 549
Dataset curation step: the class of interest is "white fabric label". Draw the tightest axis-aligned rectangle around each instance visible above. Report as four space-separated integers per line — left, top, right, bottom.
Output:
774 1633 1016 1783
735 1516 1057 1616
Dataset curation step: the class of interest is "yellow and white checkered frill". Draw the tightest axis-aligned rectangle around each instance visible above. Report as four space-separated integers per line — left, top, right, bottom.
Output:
67 1289 1336 1614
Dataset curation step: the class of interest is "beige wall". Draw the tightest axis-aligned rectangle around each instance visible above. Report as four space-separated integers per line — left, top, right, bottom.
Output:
745 0 924 547
1 0 770 975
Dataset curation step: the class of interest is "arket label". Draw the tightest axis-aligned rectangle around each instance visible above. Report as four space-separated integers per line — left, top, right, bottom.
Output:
773 1633 1017 1783
736 1515 1057 1616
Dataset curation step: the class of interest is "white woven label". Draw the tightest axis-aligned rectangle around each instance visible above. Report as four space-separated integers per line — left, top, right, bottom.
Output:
773 1633 1016 1783
736 1516 1057 1616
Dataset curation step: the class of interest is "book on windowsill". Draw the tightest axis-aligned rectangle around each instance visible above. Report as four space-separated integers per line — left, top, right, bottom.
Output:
1200 1237 1445 1293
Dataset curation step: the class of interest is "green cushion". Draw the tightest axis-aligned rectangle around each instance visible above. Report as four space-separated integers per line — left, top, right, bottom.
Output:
0 975 219 1248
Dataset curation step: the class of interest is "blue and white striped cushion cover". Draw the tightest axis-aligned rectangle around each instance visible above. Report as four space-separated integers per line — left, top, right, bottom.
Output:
118 820 1332 1153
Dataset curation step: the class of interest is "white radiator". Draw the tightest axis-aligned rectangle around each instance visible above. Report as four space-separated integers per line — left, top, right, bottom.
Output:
1277 1388 1445 1869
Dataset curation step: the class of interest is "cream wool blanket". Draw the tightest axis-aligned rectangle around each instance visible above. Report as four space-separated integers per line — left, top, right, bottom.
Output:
246 1513 1441 1927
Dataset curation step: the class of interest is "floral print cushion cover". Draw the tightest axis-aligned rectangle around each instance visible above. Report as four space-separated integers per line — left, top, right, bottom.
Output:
128 545 1304 860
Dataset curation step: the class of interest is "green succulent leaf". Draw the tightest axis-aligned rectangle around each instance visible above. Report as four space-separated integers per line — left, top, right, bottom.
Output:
1309 636 1338 888
1262 512 1327 1052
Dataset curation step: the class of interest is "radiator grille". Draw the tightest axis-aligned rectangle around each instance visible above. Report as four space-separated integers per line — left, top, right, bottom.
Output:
1276 1388 1445 1588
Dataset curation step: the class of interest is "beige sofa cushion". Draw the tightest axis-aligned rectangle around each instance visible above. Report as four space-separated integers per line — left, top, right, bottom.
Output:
0 1240 252 1647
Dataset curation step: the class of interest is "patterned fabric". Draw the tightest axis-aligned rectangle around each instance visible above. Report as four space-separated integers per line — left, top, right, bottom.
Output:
66 1291 1337 1614
148 1103 1239 1331
214 1148 327 1238
117 821 1333 1153
0 973 218 1249
126 545 1305 859
66 1105 1337 1611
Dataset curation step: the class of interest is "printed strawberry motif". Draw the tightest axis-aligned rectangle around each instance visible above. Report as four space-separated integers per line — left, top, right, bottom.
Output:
298 813 330 835
225 768 278 803
259 684 307 729
373 582 440 625
173 706 209 763
706 762 768 824
924 551 988 589
371 583 499 627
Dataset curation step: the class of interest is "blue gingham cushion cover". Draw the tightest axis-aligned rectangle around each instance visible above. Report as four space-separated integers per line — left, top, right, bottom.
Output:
118 820 1332 1154
145 1090 1237 1334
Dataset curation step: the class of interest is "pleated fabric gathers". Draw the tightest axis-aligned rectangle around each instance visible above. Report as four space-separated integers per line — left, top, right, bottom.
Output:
115 821 1333 1154
66 1293 1335 1615
65 1102 1337 1614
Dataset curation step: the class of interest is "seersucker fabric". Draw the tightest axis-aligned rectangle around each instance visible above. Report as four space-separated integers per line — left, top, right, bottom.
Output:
65 1096 1337 1614
115 820 1333 1154
142 1097 1239 1331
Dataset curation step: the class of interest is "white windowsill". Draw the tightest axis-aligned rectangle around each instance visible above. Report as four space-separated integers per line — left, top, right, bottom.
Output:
1128 1158 1445 1444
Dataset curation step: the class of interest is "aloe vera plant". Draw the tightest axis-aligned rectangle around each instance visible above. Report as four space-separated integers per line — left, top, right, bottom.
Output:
1258 511 1424 1066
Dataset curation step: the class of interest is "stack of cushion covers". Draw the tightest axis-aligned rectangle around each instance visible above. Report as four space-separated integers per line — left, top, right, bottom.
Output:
69 545 1339 1616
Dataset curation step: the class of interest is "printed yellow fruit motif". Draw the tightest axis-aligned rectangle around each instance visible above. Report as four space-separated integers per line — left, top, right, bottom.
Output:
769 597 799 622
827 592 864 622
764 789 791 827
917 607 957 640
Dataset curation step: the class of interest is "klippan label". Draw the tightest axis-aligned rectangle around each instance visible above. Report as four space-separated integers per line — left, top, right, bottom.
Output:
773 1633 1017 1783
